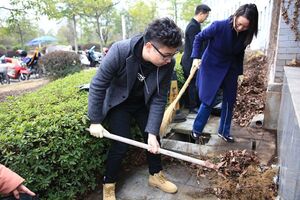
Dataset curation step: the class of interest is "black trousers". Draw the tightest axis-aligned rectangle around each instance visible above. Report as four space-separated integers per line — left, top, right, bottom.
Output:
103 102 162 183
182 68 200 111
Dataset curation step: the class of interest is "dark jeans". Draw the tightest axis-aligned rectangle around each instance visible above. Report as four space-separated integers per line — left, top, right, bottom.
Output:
192 99 234 137
192 71 237 137
103 102 162 183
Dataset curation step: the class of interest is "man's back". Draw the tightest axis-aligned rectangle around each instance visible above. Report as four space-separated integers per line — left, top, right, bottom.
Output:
181 18 201 70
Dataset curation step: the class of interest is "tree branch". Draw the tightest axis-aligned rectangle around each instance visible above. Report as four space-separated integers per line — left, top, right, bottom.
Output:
0 6 22 12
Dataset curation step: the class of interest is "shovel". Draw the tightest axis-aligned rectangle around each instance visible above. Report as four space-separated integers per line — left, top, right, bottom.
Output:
160 64 198 137
87 128 219 170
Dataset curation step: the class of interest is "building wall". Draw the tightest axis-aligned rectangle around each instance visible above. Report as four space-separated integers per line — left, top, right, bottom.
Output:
203 0 273 50
277 67 300 199
273 1 300 83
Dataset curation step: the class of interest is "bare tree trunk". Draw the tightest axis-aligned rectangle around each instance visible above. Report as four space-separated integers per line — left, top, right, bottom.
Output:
16 22 24 48
122 15 127 40
95 14 103 50
171 0 178 23
174 0 178 24
72 14 78 53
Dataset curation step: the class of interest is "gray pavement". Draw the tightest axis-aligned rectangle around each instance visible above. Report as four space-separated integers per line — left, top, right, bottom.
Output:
86 112 276 199
86 163 217 200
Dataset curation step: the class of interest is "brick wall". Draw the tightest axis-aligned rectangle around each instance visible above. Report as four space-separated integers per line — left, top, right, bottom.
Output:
274 0 300 83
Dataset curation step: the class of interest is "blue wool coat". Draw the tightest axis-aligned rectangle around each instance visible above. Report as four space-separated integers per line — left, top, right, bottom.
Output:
191 18 247 106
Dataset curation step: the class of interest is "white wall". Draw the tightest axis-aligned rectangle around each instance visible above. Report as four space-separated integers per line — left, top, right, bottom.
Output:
203 0 273 50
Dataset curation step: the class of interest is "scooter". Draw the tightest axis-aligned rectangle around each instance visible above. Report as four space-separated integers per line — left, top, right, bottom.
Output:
86 46 102 67
0 56 10 84
0 56 30 81
17 49 43 79
0 67 10 84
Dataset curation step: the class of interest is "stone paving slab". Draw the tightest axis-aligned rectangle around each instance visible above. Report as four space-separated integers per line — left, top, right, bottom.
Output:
85 163 218 200
161 139 211 155
170 115 220 135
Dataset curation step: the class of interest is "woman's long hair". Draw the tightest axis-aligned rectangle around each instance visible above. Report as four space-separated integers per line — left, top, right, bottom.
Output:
233 4 259 45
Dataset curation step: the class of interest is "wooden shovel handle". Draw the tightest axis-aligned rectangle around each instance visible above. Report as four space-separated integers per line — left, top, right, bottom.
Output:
86 128 218 169
171 65 199 107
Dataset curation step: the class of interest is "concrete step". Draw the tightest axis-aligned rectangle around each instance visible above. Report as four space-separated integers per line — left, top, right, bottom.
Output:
170 114 220 135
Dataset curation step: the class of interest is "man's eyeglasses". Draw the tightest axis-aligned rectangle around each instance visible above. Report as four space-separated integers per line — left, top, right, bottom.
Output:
151 43 178 60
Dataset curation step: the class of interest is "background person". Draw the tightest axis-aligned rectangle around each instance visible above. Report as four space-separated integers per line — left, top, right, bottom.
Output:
180 4 211 114
88 18 183 200
190 4 259 143
0 164 36 199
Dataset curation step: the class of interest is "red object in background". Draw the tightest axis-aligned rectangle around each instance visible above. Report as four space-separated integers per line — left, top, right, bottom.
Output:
3 57 30 81
4 57 13 63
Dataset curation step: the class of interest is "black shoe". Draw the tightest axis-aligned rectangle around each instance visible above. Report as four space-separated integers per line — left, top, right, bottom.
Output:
189 108 198 114
191 131 200 140
211 108 221 116
172 112 187 123
190 131 200 144
218 133 235 143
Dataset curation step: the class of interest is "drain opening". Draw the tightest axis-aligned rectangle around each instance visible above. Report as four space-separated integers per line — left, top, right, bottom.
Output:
166 132 211 145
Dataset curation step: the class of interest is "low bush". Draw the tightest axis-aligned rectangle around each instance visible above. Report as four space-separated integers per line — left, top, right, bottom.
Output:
38 51 83 79
175 53 184 89
0 69 110 199
6 49 17 58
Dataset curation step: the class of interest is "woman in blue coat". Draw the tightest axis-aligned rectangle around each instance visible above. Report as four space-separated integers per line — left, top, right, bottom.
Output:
190 4 259 142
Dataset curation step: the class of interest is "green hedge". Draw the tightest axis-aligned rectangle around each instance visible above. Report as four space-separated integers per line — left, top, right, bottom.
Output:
38 51 83 79
0 69 110 199
174 53 184 89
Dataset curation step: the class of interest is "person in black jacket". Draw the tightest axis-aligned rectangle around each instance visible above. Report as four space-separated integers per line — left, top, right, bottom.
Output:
180 4 211 114
88 18 183 200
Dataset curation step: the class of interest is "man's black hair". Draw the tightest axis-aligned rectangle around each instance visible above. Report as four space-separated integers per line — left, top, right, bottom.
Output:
143 17 183 48
195 4 211 15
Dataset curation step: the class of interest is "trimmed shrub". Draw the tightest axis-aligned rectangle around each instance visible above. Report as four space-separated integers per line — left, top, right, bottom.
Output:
6 49 17 58
38 51 83 79
175 53 185 89
0 69 110 199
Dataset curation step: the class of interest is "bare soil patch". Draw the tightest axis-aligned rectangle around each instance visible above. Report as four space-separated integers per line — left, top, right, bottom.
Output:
0 79 50 102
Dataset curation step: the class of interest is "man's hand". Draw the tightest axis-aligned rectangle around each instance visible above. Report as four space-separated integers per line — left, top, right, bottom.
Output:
147 133 160 154
191 59 201 73
89 124 108 138
12 184 36 199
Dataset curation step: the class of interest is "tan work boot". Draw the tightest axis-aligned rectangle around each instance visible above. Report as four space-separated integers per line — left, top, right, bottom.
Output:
148 171 178 193
103 183 116 200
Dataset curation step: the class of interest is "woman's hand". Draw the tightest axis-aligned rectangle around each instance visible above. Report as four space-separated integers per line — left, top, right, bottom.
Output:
191 59 201 73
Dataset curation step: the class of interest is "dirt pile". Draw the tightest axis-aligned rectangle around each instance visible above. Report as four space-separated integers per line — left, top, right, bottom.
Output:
193 150 278 200
233 51 268 127
214 150 277 199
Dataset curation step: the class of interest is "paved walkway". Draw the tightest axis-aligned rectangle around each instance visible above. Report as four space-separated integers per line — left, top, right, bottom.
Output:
86 112 276 199
86 163 217 200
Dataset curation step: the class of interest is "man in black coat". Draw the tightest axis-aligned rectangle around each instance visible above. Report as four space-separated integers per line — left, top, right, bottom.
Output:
180 4 211 113
88 18 183 200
